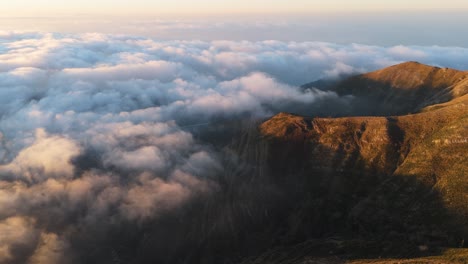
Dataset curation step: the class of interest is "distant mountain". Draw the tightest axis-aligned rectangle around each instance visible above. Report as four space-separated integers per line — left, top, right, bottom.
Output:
301 75 348 91
304 61 468 116
248 62 468 263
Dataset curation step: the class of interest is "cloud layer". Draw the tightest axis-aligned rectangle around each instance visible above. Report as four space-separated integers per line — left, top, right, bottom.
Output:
0 32 468 263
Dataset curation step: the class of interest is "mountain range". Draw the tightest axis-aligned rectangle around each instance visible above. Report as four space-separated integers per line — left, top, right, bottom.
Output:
244 61 468 263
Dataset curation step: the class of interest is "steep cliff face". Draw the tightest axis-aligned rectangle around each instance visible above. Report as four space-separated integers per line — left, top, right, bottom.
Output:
260 92 467 217
260 113 400 176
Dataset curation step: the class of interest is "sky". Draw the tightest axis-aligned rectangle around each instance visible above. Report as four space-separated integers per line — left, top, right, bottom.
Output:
1 1 468 46
3 0 468 15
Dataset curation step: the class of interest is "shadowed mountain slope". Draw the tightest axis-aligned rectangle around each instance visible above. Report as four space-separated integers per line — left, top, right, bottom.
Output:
261 93 467 221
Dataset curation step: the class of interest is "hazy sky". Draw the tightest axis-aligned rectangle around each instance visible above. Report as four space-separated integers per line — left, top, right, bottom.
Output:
1 1 468 46
3 0 468 15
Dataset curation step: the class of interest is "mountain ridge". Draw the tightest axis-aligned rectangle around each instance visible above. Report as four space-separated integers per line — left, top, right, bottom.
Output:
304 61 468 115
251 62 468 263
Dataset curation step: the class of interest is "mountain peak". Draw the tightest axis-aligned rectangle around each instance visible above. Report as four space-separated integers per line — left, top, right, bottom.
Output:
363 61 466 87
384 61 444 73
394 60 425 66
369 62 467 95
330 62 468 115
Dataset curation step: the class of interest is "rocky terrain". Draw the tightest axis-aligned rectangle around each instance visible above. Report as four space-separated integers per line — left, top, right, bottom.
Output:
243 62 468 263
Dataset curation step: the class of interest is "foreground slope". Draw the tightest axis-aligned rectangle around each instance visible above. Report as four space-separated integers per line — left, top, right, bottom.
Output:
260 93 467 227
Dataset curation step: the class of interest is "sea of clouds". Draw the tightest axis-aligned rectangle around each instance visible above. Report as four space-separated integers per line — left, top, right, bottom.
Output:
0 31 468 263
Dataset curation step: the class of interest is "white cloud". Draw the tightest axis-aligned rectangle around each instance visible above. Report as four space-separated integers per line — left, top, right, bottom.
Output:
27 232 70 264
0 129 81 182
0 217 40 263
62 60 182 82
